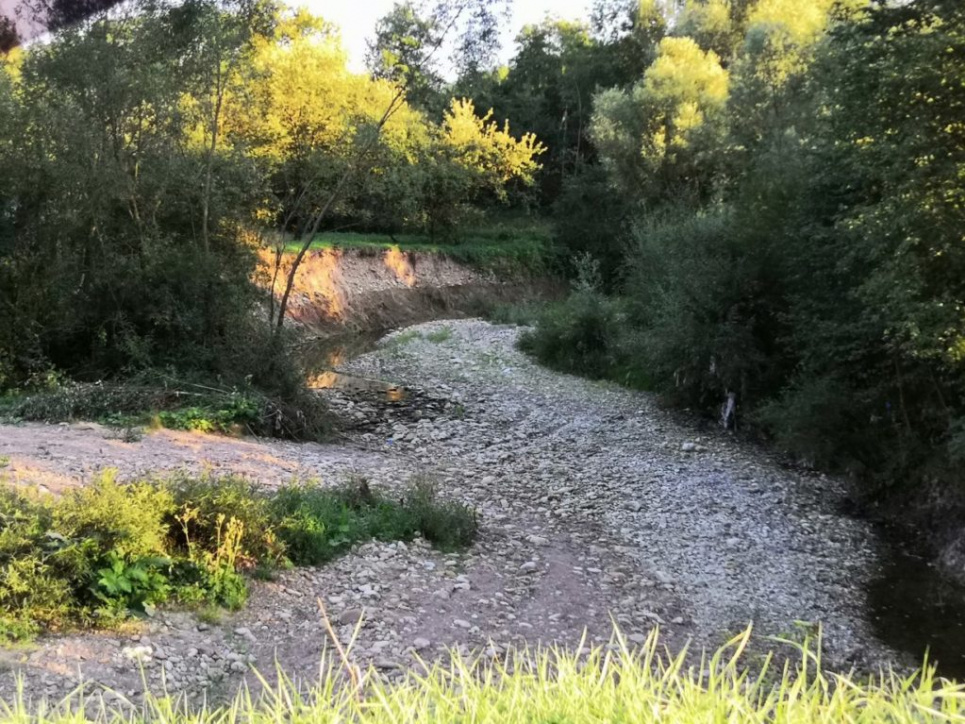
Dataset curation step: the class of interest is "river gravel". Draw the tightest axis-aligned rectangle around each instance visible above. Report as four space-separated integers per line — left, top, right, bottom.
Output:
341 319 898 667
0 318 902 705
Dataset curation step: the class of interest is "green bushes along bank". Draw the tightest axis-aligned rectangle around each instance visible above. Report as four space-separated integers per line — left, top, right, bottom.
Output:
0 472 477 643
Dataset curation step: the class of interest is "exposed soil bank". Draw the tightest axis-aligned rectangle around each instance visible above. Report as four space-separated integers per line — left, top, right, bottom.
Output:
262 247 560 334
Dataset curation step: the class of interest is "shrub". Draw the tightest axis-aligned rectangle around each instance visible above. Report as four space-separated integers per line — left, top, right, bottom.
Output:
270 476 479 565
755 376 866 471
622 208 783 410
403 476 478 551
519 285 629 381
54 470 174 558
166 474 281 567
0 471 478 640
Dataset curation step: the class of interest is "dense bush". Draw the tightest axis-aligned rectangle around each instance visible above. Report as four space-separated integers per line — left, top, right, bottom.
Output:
520 289 627 381
0 473 178 638
0 471 478 642
519 257 649 388
621 208 786 411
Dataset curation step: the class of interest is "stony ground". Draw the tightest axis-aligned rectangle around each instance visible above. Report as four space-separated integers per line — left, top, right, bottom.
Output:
0 319 902 705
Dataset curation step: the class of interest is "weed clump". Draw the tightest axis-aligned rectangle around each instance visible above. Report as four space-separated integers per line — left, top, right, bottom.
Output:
0 471 477 642
270 476 478 565
425 327 453 344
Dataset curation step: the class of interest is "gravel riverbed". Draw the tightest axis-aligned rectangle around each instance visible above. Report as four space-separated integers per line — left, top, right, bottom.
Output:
0 319 902 704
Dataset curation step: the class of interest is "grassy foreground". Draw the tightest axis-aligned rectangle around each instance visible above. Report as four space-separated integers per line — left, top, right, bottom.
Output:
2 632 962 722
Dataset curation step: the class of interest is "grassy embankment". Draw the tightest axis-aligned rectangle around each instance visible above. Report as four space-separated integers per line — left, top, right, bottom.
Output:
290 221 557 275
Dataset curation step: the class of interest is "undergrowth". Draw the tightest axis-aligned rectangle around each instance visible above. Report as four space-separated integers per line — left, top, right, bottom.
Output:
485 301 544 327
0 377 330 442
2 630 962 722
0 472 477 643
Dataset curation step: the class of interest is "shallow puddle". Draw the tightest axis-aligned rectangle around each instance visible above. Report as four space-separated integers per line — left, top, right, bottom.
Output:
866 535 965 679
301 331 407 403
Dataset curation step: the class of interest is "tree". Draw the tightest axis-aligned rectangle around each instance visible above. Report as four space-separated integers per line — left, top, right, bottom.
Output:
271 0 529 334
367 2 444 113
0 14 19 53
448 0 510 78
0 0 269 383
173 0 274 254
591 35 729 204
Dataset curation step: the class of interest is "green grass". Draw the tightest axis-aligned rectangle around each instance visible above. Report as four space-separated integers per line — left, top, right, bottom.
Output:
425 327 453 343
2 630 962 721
282 225 557 275
384 329 424 348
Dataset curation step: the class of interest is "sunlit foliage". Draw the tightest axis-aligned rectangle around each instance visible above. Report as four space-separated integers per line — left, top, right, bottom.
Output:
591 36 728 202
0 0 543 392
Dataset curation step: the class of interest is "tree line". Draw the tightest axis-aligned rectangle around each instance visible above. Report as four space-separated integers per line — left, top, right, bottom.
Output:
3 0 965 531
513 0 965 530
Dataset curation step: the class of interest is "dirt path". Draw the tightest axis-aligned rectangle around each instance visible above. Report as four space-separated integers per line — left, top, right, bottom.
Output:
0 320 899 704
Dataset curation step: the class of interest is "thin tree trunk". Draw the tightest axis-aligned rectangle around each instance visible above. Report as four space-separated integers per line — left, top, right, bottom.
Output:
273 91 405 333
201 59 225 255
271 0 472 333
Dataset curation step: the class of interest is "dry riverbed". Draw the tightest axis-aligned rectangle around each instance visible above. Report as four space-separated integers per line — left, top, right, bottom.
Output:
0 319 902 704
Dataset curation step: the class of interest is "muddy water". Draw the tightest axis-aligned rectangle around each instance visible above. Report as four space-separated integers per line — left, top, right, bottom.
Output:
866 534 965 679
300 331 407 402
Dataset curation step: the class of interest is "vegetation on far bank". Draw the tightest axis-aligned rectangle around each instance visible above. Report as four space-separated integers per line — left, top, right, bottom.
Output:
2 630 963 722
510 0 965 536
0 375 331 440
0 0 543 433
290 222 557 275
0 471 477 643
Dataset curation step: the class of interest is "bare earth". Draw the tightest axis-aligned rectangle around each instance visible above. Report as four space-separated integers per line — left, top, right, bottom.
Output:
0 319 901 705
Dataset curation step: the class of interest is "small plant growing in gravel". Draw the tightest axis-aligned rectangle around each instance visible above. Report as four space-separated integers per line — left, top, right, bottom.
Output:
384 330 423 349
426 327 453 344
269 475 479 565
403 476 478 550
195 605 223 626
